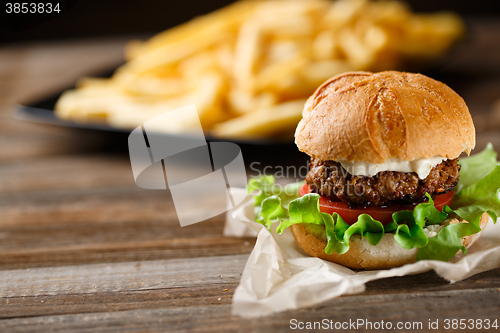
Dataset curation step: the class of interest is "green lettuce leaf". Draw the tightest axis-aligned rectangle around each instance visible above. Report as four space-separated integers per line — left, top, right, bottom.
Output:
416 223 479 262
257 196 287 229
248 177 302 229
415 147 500 261
276 192 429 252
392 210 429 249
413 193 448 227
277 194 327 233
415 162 500 261
325 213 350 255
343 214 385 246
456 142 497 193
452 164 500 226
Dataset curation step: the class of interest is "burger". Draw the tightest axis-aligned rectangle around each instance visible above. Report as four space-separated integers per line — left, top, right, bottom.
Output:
249 71 500 270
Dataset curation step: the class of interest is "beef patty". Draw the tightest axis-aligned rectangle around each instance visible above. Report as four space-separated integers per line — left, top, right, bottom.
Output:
305 158 460 207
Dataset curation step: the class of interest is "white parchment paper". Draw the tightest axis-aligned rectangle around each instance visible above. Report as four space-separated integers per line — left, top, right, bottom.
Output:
224 188 500 318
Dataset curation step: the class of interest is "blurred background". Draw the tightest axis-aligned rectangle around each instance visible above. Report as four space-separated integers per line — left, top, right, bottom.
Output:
2 0 500 42
2 0 500 171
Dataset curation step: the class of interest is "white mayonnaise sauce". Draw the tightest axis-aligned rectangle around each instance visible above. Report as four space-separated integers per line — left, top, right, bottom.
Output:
339 156 446 179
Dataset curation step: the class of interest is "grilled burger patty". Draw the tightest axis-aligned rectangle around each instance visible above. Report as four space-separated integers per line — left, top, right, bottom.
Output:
306 158 460 207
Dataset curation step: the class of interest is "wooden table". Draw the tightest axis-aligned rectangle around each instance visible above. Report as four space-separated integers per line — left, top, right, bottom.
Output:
1 18 500 332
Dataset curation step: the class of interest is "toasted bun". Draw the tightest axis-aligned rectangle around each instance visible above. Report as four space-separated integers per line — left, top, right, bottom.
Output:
290 213 490 270
295 71 475 163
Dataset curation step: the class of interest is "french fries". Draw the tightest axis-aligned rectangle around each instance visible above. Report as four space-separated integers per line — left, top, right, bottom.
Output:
55 0 465 140
212 99 308 139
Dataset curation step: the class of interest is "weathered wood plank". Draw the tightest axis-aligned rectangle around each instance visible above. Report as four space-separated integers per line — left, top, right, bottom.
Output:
0 285 239 319
0 153 255 269
0 235 255 270
0 154 133 193
0 186 175 227
1 287 499 332
1 256 499 321
0 180 256 269
0 264 500 319
0 254 248 298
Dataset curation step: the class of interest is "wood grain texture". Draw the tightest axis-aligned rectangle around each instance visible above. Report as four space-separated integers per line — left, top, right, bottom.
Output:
1 287 499 333
0 255 247 298
1 18 500 332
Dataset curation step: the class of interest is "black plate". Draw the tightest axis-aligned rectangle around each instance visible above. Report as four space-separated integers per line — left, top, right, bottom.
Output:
14 97 307 168
11 80 309 167
13 82 291 146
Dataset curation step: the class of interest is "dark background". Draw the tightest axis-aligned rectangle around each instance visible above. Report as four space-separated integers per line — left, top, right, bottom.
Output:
2 0 500 44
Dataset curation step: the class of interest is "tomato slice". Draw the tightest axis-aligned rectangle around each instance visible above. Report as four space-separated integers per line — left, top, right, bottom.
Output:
299 183 454 225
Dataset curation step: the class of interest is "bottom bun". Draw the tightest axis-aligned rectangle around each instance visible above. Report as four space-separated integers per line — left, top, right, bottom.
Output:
290 213 490 270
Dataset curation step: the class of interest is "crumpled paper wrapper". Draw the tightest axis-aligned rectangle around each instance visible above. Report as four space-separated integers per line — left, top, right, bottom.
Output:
224 188 500 318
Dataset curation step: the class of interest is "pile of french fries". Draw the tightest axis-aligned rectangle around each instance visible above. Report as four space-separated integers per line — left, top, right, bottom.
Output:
55 0 464 140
